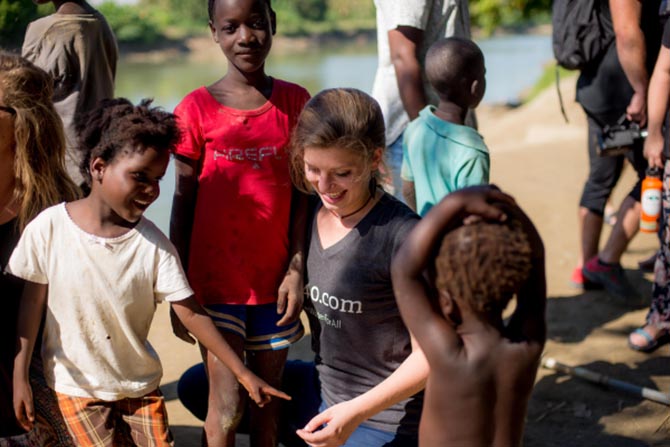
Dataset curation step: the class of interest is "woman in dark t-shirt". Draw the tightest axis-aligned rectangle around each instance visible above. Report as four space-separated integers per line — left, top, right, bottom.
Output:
288 88 424 447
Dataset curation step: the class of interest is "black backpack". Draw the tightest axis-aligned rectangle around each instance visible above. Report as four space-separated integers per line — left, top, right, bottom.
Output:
552 0 615 121
552 0 614 70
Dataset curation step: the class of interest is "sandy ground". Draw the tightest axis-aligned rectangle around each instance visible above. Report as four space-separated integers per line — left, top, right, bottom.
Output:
147 77 670 446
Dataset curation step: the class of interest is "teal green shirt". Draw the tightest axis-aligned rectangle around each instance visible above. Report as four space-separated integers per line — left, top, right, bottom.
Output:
401 106 489 216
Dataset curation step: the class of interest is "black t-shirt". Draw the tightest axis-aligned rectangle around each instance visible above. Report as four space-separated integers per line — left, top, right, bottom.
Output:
577 0 663 121
663 14 670 48
0 218 25 437
304 193 423 436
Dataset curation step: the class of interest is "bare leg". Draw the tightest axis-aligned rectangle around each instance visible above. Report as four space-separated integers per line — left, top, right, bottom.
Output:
599 196 640 264
579 206 604 267
201 333 246 447
246 348 289 447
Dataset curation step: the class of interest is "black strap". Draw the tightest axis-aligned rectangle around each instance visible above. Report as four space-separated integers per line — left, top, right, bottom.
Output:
556 65 569 123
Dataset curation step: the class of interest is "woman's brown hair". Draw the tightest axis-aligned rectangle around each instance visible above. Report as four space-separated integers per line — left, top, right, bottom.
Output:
0 51 80 230
289 88 388 193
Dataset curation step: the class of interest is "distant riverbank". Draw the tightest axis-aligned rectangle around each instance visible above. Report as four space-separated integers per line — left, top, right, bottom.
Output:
119 23 552 63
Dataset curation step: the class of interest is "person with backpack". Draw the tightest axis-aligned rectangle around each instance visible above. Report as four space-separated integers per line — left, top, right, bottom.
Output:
567 0 663 298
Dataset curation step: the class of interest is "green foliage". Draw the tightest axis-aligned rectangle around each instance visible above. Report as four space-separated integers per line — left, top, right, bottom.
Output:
0 0 38 48
139 0 208 29
326 0 375 22
273 0 375 36
470 0 551 35
0 0 551 49
293 0 327 22
97 1 162 44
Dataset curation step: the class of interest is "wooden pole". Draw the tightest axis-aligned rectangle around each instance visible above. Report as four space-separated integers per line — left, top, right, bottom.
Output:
542 357 670 406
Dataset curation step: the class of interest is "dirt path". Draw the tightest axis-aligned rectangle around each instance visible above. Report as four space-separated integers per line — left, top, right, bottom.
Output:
148 77 670 446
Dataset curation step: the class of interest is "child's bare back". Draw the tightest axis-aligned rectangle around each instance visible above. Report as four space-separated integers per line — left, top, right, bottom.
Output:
393 186 546 447
422 328 542 445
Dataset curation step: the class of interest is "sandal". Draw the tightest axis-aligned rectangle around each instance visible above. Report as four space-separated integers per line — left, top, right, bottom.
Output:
627 327 670 353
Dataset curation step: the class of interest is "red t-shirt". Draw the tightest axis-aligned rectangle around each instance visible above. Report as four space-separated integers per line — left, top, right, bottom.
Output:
174 79 310 305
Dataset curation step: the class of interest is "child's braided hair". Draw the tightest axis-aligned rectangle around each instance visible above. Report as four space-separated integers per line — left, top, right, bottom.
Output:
435 219 532 315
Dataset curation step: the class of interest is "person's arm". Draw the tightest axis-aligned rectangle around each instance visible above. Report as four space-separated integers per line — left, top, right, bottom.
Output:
389 26 427 120
644 45 670 168
170 154 199 268
171 296 290 406
276 188 307 326
402 180 417 212
392 186 513 361
610 0 648 125
169 154 199 344
296 340 429 447
13 281 48 431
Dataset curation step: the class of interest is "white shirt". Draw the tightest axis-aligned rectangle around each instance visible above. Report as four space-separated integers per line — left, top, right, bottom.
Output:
372 0 471 145
7 204 193 400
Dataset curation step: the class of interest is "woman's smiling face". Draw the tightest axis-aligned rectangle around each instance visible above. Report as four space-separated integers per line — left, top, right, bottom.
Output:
303 145 381 217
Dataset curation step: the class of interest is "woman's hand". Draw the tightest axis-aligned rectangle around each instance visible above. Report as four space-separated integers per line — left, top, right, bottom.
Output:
644 130 665 169
296 400 364 447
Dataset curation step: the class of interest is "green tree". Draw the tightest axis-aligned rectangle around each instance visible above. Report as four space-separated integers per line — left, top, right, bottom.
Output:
470 0 551 35
0 0 38 48
139 0 208 27
294 0 327 22
98 1 162 44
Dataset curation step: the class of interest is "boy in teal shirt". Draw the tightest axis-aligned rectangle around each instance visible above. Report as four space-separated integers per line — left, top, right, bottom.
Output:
401 37 489 216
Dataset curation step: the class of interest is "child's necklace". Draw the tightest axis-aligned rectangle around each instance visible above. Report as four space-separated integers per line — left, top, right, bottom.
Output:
330 193 373 220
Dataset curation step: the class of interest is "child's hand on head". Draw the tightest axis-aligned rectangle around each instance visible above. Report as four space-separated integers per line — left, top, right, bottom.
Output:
455 184 515 224
238 370 291 407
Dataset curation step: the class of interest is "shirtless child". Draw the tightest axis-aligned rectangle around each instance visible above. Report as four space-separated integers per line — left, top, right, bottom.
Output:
392 185 546 447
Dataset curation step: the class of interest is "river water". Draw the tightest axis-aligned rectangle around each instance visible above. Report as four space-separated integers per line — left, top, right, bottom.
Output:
115 33 553 232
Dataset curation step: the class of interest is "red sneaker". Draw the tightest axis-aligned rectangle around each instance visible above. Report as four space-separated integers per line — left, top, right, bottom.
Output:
582 256 634 298
570 265 603 290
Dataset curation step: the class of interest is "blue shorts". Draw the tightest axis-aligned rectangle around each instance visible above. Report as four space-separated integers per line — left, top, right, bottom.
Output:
386 133 405 201
318 400 417 447
203 303 304 351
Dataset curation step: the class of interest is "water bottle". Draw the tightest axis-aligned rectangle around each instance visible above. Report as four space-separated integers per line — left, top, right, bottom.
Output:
640 167 663 233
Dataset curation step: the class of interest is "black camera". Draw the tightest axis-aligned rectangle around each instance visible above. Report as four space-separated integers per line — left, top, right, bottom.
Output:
597 117 647 156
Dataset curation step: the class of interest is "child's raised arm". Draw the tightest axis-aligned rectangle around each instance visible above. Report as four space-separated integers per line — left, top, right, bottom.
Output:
13 281 48 431
505 206 547 346
392 185 514 360
170 296 291 407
